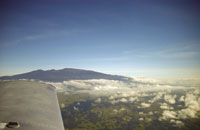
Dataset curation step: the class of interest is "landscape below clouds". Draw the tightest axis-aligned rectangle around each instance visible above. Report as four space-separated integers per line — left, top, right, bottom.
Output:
47 77 200 129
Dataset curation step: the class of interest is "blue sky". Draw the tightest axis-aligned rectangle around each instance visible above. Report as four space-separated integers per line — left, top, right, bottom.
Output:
0 0 200 78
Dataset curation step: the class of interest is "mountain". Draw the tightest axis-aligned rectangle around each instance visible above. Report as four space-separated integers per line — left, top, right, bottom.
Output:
0 68 129 82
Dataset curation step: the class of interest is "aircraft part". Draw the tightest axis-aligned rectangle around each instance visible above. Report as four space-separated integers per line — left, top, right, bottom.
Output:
0 80 65 130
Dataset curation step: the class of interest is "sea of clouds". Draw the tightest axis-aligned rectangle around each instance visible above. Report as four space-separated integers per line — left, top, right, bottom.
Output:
47 77 200 127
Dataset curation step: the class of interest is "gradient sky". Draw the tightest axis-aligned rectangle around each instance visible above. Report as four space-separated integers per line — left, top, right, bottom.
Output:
0 0 200 78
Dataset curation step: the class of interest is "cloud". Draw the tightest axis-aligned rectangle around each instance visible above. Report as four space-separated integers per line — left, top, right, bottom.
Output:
95 98 102 103
148 111 153 115
141 103 151 108
170 119 184 127
179 96 185 102
139 118 144 121
164 95 176 104
73 106 79 111
60 103 65 108
139 112 144 115
135 43 200 59
129 97 138 103
160 103 174 110
159 110 177 120
109 97 131 104
120 98 128 103
113 107 126 114
177 91 200 119
149 92 164 103
47 77 200 127
47 77 200 97
1 29 87 48
159 88 200 123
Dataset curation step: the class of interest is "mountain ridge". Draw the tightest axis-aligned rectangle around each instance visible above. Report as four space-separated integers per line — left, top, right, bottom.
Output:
0 68 130 82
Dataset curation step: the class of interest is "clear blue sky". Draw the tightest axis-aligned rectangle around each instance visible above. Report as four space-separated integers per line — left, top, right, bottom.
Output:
0 0 200 78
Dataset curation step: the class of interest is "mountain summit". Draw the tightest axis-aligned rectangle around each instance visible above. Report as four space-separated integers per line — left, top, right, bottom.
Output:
0 68 129 82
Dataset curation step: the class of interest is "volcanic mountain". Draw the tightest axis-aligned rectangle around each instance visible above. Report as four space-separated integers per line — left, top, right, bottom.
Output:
0 68 129 82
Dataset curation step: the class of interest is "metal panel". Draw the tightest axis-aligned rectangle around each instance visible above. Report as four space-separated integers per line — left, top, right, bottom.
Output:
0 80 65 130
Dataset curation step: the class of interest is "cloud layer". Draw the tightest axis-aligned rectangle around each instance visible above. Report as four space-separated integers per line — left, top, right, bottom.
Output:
46 77 200 127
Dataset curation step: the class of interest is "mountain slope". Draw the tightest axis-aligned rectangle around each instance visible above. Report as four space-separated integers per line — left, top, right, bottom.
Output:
0 68 129 82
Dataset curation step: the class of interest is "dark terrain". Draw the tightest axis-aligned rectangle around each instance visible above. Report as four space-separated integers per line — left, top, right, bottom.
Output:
0 68 129 82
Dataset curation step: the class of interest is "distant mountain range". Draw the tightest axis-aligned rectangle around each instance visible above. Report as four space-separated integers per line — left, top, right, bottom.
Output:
0 68 130 82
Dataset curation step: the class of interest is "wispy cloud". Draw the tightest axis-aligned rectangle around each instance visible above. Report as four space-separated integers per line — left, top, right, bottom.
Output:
155 43 200 58
1 29 90 48
123 42 200 59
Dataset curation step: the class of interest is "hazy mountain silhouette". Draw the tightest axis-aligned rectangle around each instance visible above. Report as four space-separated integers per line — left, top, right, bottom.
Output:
0 68 129 82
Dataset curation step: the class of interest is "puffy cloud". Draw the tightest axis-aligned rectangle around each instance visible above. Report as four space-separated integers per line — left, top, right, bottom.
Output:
184 93 200 111
50 79 132 94
60 103 65 108
159 110 177 120
109 97 130 104
164 95 176 104
47 77 200 127
160 89 200 123
109 96 114 100
178 108 196 119
170 119 184 127
113 109 119 113
139 118 144 121
179 96 185 102
177 92 200 119
141 103 151 108
110 100 119 105
95 98 102 103
108 92 138 104
139 112 144 115
148 111 153 115
113 107 126 114
49 77 194 96
160 103 173 110
73 106 79 111
120 98 128 103
129 97 138 103
149 92 164 103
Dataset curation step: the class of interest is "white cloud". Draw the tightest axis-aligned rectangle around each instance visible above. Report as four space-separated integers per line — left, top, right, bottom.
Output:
95 98 102 103
164 95 176 104
50 77 195 95
129 97 138 103
160 103 173 110
179 96 185 102
60 103 65 108
170 119 184 127
139 112 144 115
139 118 144 121
159 89 200 123
120 98 128 103
141 103 151 108
159 110 177 120
73 106 79 111
148 111 153 115
110 100 119 105
149 92 164 103
113 107 126 114
47 77 200 127
177 92 200 119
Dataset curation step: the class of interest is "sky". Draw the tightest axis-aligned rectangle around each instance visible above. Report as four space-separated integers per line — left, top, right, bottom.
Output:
0 0 200 78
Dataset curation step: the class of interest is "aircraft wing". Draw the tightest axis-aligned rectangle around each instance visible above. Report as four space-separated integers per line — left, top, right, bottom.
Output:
0 80 65 130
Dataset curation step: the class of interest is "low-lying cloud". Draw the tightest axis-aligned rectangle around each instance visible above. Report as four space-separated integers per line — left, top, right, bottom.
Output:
45 77 200 127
